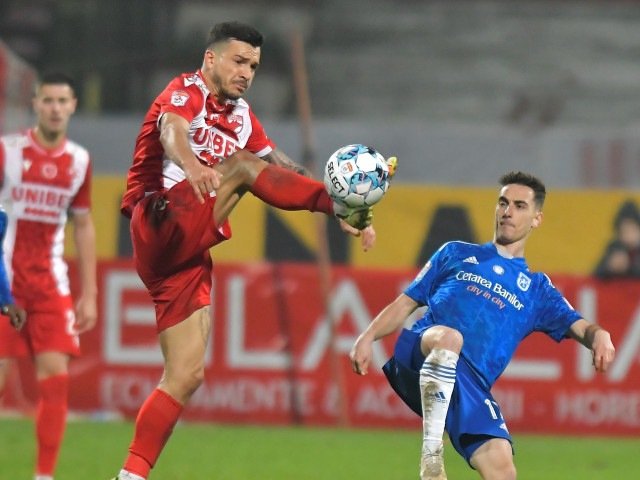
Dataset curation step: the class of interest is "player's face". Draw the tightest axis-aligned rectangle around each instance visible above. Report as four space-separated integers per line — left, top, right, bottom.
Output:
32 84 77 137
494 184 542 246
208 40 260 101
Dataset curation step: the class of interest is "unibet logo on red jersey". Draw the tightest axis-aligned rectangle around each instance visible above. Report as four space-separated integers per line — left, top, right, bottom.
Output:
12 184 72 223
192 127 238 163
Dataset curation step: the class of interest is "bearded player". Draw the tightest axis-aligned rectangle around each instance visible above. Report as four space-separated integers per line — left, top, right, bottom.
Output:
113 21 395 480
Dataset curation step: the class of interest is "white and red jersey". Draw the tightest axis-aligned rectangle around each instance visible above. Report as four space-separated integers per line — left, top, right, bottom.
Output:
121 69 275 218
0 128 92 299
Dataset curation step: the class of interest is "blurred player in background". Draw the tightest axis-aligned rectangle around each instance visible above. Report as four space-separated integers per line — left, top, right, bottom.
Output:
0 72 97 480
351 171 615 480
114 21 391 480
0 205 26 330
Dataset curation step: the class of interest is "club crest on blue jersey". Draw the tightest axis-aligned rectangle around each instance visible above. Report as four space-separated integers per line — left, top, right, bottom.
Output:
517 272 531 291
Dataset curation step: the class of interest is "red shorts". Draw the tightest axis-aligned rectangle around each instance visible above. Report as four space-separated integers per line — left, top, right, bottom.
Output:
130 180 232 332
0 291 80 357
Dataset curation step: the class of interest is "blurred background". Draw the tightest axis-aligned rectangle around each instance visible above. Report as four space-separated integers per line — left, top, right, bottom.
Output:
1 0 640 462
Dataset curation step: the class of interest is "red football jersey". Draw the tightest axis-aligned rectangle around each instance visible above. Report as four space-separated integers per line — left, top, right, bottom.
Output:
0 128 92 299
121 69 275 218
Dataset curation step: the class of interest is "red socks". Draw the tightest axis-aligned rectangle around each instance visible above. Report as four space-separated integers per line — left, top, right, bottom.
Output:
124 389 184 478
36 374 69 477
251 164 334 215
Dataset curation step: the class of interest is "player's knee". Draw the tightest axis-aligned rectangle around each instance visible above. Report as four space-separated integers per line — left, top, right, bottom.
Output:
440 327 464 351
422 326 463 355
474 441 516 480
224 150 264 185
165 366 205 400
181 367 205 397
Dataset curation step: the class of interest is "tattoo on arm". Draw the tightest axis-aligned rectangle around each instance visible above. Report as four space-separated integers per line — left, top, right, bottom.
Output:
262 149 312 178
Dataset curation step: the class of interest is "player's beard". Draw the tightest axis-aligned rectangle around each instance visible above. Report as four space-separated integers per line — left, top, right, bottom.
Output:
213 72 245 101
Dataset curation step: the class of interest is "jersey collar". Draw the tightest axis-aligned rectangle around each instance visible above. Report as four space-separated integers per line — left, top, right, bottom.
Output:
27 128 67 157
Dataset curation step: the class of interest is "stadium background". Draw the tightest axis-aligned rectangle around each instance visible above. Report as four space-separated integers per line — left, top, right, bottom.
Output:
1 0 640 473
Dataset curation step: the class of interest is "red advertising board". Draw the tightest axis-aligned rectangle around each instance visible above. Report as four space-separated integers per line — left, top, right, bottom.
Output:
2 260 639 436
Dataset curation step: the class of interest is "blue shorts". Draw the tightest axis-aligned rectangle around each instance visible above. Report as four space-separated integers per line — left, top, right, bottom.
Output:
383 328 513 465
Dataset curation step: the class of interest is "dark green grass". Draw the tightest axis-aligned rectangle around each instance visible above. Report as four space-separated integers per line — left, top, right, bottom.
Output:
1 416 636 479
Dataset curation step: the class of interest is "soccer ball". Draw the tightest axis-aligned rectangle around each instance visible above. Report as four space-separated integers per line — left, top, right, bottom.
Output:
324 144 390 208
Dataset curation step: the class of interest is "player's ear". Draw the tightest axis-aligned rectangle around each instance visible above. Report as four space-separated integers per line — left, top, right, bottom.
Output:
531 211 543 229
204 48 216 65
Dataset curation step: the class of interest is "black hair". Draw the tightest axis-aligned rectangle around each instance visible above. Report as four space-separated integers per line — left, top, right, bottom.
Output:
499 171 546 209
35 71 76 96
206 21 263 50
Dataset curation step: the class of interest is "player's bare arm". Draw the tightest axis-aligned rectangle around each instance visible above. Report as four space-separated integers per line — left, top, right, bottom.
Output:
351 293 419 375
567 318 615 373
261 148 311 177
159 112 222 203
261 148 377 250
72 211 98 333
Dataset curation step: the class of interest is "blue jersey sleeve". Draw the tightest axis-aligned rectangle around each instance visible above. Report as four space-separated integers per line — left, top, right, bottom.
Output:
533 274 582 342
404 242 456 305
0 208 15 307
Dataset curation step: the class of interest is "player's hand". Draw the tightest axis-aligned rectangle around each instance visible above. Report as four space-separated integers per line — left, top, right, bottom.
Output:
386 156 398 180
337 221 376 251
184 160 223 204
1 303 26 331
350 334 374 376
591 329 615 374
75 293 97 334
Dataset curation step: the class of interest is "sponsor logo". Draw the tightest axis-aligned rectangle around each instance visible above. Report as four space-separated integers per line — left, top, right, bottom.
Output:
493 265 504 275
339 160 355 175
11 185 71 209
428 391 447 403
455 270 525 310
192 128 238 161
517 272 531 292
463 256 479 264
170 90 190 107
23 159 32 171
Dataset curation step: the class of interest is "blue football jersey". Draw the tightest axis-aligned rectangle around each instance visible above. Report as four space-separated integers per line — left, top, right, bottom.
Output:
405 241 581 389
0 206 15 307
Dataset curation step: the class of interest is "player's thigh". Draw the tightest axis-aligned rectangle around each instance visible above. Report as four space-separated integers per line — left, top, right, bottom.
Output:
159 305 212 381
34 351 71 380
0 358 13 392
469 438 516 480
212 150 268 225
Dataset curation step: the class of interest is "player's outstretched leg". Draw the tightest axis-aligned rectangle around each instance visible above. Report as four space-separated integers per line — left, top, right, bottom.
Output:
211 150 373 231
419 348 459 480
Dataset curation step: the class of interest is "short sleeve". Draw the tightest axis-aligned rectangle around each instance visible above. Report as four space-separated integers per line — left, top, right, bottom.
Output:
158 78 205 125
404 242 455 305
533 274 582 342
244 108 275 156
70 156 92 211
